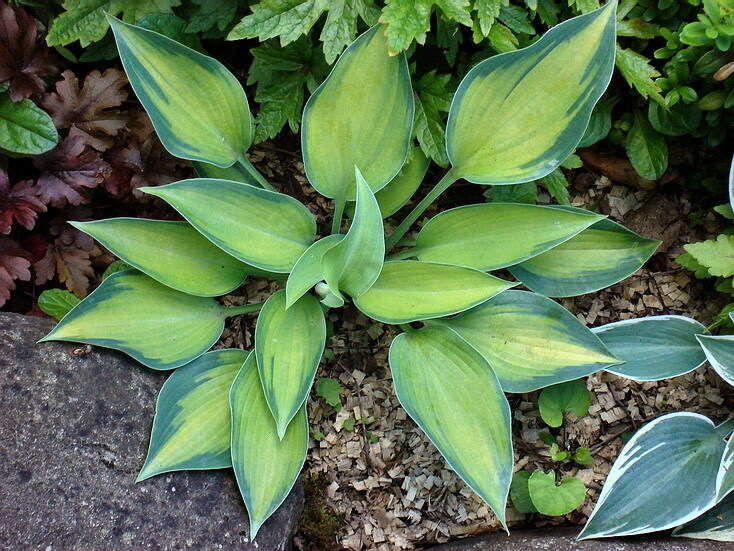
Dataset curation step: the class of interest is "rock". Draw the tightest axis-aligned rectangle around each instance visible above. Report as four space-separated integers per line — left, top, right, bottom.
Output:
0 312 303 551
623 194 686 253
428 527 726 550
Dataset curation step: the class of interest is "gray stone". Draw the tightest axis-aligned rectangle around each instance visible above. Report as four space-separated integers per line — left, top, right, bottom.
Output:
429 527 730 550
0 313 303 551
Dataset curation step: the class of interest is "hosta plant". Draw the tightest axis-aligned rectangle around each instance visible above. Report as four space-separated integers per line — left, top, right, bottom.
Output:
36 2 707 539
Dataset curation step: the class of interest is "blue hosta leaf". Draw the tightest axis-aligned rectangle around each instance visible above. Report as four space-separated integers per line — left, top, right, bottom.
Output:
697 335 734 387
673 492 734 542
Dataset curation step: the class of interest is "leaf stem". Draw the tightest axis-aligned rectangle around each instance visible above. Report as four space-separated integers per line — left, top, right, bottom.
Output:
385 249 417 262
398 323 414 333
385 169 457 251
223 301 265 317
332 197 346 234
238 155 276 192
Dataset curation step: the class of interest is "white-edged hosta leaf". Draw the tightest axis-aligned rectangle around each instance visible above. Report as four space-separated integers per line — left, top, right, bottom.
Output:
354 260 515 324
718 436 734 501
389 325 513 527
433 290 620 393
697 335 734 387
71 219 250 297
729 153 734 214
39 270 227 370
592 316 707 381
192 160 259 186
673 492 734 542
137 349 247 481
322 168 384 298
301 25 414 201
255 290 325 438
286 235 344 308
411 204 603 273
579 412 726 539
375 147 430 218
142 179 316 273
509 218 660 297
446 3 616 184
109 17 252 167
230 352 308 538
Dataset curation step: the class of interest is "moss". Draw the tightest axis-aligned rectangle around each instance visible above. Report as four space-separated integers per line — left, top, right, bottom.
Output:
296 474 344 551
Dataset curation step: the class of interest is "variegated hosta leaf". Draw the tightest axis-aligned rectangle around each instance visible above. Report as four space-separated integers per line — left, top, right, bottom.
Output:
109 17 252 167
143 179 316 273
579 413 726 539
230 353 308 539
389 326 513 527
696 335 734 387
509 218 660 297
446 3 616 184
354 260 515 324
433 290 620 393
729 152 734 213
137 349 247 481
375 147 430 218
409 204 603 271
255 290 326 438
322 168 385 299
192 161 259 186
592 316 707 381
39 270 227 370
718 436 734 501
286 235 344 308
71 219 250 297
302 25 414 201
674 493 734 542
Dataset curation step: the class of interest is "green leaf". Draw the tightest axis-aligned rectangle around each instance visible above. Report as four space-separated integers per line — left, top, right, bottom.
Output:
509 216 660 297
185 0 239 33
510 471 538 513
230 352 308 538
37 289 81 321
673 492 734 542
549 443 569 462
486 181 538 204
625 111 668 180
255 290 326 438
71 219 250 297
579 413 726 539
375 147 430 218
592 315 707 381
614 46 665 105
676 251 711 279
433 290 620 393
39 270 228 370
684 236 734 278
574 447 595 466
540 169 570 205
102 260 132 280
192 160 260 186
538 379 590 427
322 168 384 299
142 179 316 273
0 95 58 155
474 0 503 37
315 377 342 409
286 235 344 308
528 471 586 516
46 0 112 46
354 260 515 324
320 0 381 63
135 13 203 51
301 26 414 202
413 70 453 167
410 203 603 271
696 335 734 388
137 349 246 481
578 96 618 148
109 16 252 167
389 325 513 527
446 3 616 185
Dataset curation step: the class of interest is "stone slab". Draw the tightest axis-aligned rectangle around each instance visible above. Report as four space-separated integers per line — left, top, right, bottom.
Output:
0 312 303 551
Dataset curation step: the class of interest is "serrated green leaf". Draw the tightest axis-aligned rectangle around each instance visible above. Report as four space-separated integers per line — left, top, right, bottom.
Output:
135 13 203 52
46 0 112 47
255 290 325 438
142 179 316 273
447 3 616 185
538 379 589 427
684 236 734 278
185 0 239 33
474 0 503 37
540 169 570 205
498 4 534 34
137 349 246 481
37 289 81 321
315 377 342 408
413 70 453 167
615 46 665 105
528 471 586 516
486 181 538 204
227 0 328 45
696 335 734 388
375 147 430 218
389 325 513 527
676 251 711 279
625 111 668 180
486 21 518 52
230 352 308 538
354 260 515 324
510 471 538 513
0 95 58 155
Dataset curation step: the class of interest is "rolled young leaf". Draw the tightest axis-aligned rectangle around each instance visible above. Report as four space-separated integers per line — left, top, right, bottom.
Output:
433 290 620 393
255 290 326 438
39 270 228 370
142 179 316 273
389 326 513 527
301 25 414 201
109 17 252 167
446 2 616 184
286 235 344 308
354 260 515 324
375 147 430 218
673 492 734 542
71 219 250 297
137 349 247 481
409 204 604 271
230 353 308 539
509 218 660 297
579 412 726 539
592 315 707 381
696 335 734 388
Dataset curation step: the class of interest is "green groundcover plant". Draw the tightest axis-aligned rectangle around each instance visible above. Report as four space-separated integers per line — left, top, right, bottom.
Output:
36 2 734 541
